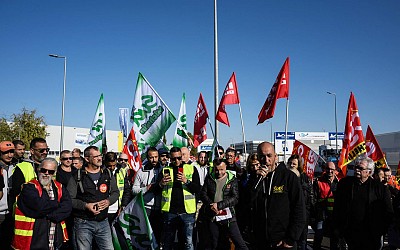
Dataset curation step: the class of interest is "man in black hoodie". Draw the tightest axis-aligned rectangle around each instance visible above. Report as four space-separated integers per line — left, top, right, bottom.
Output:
252 142 305 249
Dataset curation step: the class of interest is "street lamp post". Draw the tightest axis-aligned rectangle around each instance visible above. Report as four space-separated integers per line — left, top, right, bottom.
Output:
327 91 338 159
49 54 67 155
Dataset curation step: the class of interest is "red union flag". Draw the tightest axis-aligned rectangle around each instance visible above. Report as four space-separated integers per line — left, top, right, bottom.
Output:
123 127 142 172
338 92 366 177
366 125 386 168
193 93 209 148
258 57 290 124
216 72 240 127
292 140 319 180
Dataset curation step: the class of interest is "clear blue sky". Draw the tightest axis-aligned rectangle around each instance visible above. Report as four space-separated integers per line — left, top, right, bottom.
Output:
1 1 399 148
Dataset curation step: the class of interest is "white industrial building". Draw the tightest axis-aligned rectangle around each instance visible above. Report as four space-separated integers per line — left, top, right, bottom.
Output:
45 125 122 157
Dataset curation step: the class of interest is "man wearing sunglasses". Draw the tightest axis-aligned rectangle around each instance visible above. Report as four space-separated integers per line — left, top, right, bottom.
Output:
156 147 201 250
11 138 49 209
56 150 77 186
12 158 72 250
67 145 118 250
334 156 394 250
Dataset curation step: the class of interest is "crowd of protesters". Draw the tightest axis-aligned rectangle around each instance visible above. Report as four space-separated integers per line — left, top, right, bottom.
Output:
1 138 400 250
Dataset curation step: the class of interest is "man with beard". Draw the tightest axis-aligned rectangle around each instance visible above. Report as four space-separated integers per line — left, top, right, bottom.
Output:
132 147 164 243
12 158 72 250
157 147 201 250
12 140 25 164
334 156 394 250
158 148 170 167
11 138 50 208
67 146 119 250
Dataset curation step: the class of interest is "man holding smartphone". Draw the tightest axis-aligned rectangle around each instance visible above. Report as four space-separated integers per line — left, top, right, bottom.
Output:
156 147 201 250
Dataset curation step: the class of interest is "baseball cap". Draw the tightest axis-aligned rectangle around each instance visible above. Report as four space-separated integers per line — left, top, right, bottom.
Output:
158 148 169 156
0 141 15 152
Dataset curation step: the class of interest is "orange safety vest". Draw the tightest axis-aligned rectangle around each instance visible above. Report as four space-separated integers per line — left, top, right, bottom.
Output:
12 179 68 250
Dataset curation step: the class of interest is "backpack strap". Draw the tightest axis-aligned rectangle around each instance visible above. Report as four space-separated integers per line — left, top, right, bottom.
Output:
77 169 84 193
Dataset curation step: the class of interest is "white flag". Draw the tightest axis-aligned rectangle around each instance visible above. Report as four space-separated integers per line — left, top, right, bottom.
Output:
172 93 189 147
88 94 106 152
130 73 176 155
112 191 158 250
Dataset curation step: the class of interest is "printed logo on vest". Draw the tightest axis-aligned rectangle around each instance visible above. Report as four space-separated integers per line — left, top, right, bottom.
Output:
99 183 108 193
273 185 284 193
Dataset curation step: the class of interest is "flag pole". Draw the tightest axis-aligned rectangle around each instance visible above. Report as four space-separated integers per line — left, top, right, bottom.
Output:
214 0 219 142
284 98 289 163
238 103 247 161
208 118 216 139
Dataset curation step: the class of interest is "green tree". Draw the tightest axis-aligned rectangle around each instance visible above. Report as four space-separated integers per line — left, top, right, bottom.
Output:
0 118 13 141
0 108 46 149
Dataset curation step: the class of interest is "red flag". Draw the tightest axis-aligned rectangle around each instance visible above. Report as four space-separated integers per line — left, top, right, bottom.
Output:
292 140 319 180
123 127 142 172
258 57 290 124
216 72 240 127
366 125 386 168
338 92 366 178
193 93 209 148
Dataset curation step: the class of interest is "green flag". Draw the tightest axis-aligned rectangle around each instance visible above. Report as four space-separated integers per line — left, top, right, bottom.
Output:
172 93 189 147
88 93 106 152
112 191 158 250
130 73 176 155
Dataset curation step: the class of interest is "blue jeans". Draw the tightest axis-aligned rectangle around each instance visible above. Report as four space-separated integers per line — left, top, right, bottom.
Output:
163 212 195 250
73 217 114 250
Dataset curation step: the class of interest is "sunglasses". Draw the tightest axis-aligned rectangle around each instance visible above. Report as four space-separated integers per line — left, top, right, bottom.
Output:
34 148 50 153
355 165 368 171
61 157 74 161
39 168 56 175
118 158 128 162
171 156 182 161
2 150 14 154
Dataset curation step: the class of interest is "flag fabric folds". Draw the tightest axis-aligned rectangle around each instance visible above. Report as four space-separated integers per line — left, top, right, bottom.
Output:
119 108 129 138
112 191 158 250
258 57 290 124
338 92 366 177
292 140 319 180
216 72 240 127
130 73 176 156
123 127 142 172
172 93 189 147
88 93 106 153
365 125 386 168
193 93 209 148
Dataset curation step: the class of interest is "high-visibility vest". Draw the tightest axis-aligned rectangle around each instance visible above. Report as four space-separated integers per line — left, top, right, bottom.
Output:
14 161 37 183
317 180 335 212
12 179 68 249
161 164 196 214
116 167 127 204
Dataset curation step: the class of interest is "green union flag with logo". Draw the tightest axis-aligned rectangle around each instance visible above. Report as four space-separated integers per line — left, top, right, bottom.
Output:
172 93 189 147
130 73 176 154
88 93 106 152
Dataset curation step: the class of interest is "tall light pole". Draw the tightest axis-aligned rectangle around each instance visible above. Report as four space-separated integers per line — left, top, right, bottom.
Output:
49 54 67 154
327 91 338 159
267 121 273 143
214 0 219 141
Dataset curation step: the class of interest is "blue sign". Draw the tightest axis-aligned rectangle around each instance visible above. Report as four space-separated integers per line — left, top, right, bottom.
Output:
275 132 295 140
328 132 344 140
199 145 212 151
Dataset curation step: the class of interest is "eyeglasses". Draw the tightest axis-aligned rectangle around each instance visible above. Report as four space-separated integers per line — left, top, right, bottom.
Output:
2 150 14 154
39 168 56 175
171 156 182 161
61 157 74 161
218 151 224 155
33 148 50 153
326 168 336 172
118 158 128 162
355 165 368 171
91 154 102 159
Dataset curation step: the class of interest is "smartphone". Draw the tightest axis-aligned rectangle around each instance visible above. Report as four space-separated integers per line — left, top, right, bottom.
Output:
164 169 170 176
178 167 183 174
93 203 99 211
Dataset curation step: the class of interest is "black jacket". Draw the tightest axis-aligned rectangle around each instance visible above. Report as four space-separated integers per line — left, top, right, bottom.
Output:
251 162 306 246
199 171 239 222
17 180 72 249
334 176 394 239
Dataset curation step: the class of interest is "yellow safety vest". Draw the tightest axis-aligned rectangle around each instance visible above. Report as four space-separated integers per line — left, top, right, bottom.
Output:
14 161 37 183
116 167 127 204
161 164 196 214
